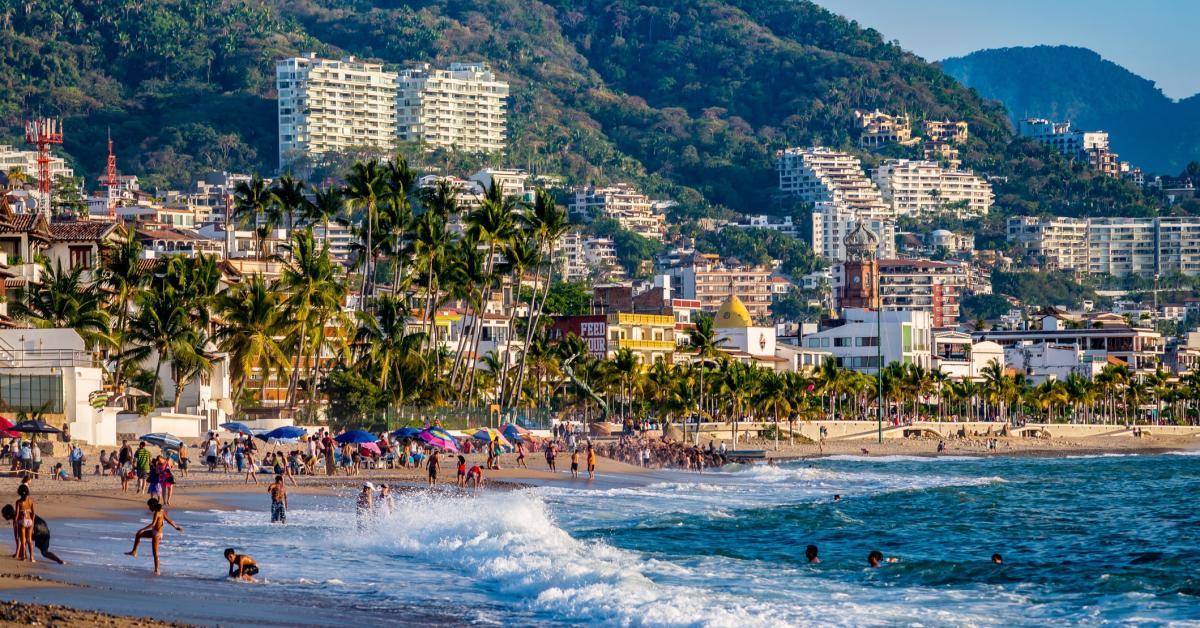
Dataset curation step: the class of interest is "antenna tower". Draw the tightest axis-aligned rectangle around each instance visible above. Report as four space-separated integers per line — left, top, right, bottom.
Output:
24 117 63 213
104 129 118 217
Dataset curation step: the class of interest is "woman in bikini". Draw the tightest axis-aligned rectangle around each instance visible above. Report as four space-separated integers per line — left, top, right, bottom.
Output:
126 497 183 576
12 484 35 562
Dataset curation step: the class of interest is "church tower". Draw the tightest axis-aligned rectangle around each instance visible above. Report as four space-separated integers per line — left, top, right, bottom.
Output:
839 221 880 310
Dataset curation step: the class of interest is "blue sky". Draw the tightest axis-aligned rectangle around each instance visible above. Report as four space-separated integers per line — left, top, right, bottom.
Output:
815 0 1200 100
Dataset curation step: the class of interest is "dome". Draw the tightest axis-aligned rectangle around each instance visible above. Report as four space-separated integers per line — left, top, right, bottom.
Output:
843 221 879 260
931 229 952 236
715 295 753 328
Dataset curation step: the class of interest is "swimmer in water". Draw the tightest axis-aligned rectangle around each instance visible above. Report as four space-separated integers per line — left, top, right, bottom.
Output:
992 553 1003 565
126 498 183 576
868 550 899 567
805 544 820 564
224 548 259 581
833 494 842 502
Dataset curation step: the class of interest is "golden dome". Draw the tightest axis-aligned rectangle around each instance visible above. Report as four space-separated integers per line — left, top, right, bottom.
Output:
715 294 753 328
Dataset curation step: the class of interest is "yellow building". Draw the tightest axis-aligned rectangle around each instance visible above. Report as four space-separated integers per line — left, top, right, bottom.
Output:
606 312 675 364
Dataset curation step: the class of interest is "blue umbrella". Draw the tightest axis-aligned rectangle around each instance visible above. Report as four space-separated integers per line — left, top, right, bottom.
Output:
139 433 183 450
258 426 307 441
335 430 379 445
391 427 423 439
220 422 255 436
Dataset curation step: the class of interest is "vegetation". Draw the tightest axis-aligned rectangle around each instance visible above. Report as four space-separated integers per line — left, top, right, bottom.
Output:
991 270 1103 309
0 0 1158 226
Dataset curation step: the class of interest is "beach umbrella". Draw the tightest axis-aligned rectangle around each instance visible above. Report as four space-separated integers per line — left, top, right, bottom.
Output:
267 437 299 446
359 442 381 455
11 420 61 434
139 433 183 450
502 423 527 443
220 422 256 436
472 428 512 448
0 417 19 439
259 426 307 441
335 430 379 445
417 427 459 453
391 427 423 439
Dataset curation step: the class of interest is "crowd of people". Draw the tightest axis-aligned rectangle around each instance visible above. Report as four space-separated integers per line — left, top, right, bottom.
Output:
596 434 730 471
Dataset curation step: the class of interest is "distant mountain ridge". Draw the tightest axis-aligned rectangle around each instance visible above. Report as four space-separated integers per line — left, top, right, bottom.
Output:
941 45 1200 174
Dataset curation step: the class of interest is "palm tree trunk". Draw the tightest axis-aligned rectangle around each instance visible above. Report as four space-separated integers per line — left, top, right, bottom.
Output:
285 318 309 410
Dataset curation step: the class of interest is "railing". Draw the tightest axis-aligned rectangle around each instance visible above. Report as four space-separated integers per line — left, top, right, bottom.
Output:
617 338 675 351
0 349 95 369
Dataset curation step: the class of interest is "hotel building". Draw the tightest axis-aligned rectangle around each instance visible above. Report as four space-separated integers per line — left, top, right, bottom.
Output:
872 159 993 219
396 62 508 154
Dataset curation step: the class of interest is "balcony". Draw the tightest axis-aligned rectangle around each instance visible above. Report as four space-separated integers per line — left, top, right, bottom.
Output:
617 338 675 351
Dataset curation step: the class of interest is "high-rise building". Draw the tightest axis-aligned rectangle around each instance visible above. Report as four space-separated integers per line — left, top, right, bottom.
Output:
872 159 993 219
276 55 398 166
1017 118 1123 177
396 62 508 154
1006 216 1089 271
1007 215 1200 277
666 253 773 321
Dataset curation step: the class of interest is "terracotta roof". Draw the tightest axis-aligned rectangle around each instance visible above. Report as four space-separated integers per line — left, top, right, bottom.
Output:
0 213 51 239
4 278 27 288
50 221 117 242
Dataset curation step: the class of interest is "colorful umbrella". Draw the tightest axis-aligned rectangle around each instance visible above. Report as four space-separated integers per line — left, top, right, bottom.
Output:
417 427 459 453
258 426 307 441
472 428 512 448
335 430 378 445
220 422 256 436
139 433 183 450
0 417 19 439
359 442 381 455
391 427 423 439
502 423 529 443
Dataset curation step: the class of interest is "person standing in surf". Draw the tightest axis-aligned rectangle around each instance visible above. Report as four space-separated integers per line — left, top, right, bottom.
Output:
268 475 287 524
126 497 183 576
426 450 440 486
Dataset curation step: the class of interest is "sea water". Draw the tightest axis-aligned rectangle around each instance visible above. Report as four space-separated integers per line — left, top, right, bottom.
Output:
65 452 1200 626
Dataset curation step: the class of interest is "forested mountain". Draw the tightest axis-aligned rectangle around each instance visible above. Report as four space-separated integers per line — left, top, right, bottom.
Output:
0 1 1160 219
942 45 1200 175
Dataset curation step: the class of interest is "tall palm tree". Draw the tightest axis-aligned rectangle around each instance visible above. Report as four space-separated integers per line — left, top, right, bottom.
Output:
271 174 308 235
688 316 727 443
379 158 415 296
500 233 541 406
12 260 111 350
232 176 279 259
214 274 290 412
463 182 517 404
303 185 347 235
355 294 427 414
344 160 386 307
100 236 146 393
756 370 792 450
512 188 569 407
276 227 347 410
412 210 452 354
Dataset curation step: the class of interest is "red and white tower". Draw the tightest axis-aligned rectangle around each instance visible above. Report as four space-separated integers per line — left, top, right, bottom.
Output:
104 129 118 218
24 117 63 215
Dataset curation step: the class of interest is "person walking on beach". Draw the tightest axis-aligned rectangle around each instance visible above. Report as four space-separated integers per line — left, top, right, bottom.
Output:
126 497 183 576
12 485 36 562
516 440 527 468
244 450 259 484
2 504 63 564
570 448 580 479
224 548 259 581
134 442 151 493
322 432 335 476
160 459 176 506
146 457 162 502
268 475 287 524
203 436 219 472
426 450 440 486
545 441 557 473
177 445 189 479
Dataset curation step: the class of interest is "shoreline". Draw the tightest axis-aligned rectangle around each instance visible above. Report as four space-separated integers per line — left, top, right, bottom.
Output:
0 443 1196 626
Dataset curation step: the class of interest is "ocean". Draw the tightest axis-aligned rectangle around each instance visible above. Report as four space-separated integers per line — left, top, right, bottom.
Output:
48 452 1200 626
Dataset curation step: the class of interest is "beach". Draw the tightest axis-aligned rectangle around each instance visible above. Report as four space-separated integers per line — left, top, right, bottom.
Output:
0 435 1198 626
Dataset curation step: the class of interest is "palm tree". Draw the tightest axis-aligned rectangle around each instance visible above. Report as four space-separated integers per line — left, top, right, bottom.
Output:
688 315 727 444
611 347 640 420
232 176 279 259
214 274 290 412
379 158 415 296
355 294 427 416
463 182 518 403
303 185 347 236
276 227 347 410
721 361 760 447
512 189 569 405
500 233 540 406
756 370 792 450
12 260 111 350
100 236 146 393
344 160 386 306
270 174 308 235
411 210 452 354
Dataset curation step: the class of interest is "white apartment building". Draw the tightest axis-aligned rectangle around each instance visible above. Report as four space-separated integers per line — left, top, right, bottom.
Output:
469 168 528 198
725 215 802 239
0 144 73 182
1007 216 1090 270
570 183 668 241
1009 216 1200 277
812 202 895 261
277 55 398 166
555 231 625 282
801 308 933 374
872 159 993 218
1018 118 1109 153
396 62 508 154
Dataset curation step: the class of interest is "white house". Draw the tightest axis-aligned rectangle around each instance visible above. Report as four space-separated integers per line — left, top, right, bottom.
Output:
801 308 933 373
932 331 1004 380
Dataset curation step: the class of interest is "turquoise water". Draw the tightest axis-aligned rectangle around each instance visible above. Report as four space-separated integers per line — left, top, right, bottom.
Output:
66 452 1200 626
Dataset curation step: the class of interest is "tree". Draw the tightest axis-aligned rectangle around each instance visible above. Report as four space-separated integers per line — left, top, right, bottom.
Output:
276 227 347 410
344 159 386 306
100 236 147 394
215 273 290 412
232 176 279 259
688 315 727 443
12 260 111 350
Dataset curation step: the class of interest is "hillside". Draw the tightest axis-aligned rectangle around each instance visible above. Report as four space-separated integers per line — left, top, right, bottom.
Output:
0 1 1161 220
942 45 1200 175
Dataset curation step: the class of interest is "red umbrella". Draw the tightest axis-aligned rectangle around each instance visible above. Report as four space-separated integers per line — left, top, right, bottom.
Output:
0 417 19 439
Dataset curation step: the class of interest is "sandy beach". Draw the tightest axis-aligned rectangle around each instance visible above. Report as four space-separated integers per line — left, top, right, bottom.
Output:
0 435 1196 626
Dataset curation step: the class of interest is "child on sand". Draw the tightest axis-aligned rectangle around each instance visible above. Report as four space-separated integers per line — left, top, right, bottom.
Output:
456 456 467 488
466 464 483 491
126 497 183 576
224 548 259 581
12 485 36 563
267 475 287 524
516 441 527 468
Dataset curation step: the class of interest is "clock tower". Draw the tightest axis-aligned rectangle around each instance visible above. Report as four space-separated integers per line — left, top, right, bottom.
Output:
839 221 880 310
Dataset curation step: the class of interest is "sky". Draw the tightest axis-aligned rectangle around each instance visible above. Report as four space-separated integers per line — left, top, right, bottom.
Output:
815 0 1200 100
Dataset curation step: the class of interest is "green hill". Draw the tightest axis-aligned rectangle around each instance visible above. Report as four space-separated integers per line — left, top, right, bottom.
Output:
942 45 1200 175
0 1 1160 220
